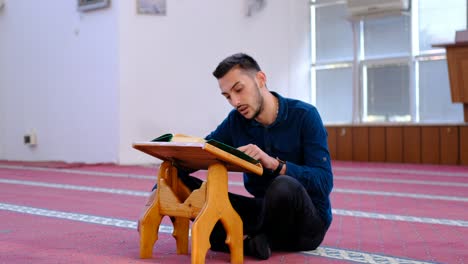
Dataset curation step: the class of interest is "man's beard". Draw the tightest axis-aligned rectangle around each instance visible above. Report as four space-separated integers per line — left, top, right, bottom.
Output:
250 85 264 120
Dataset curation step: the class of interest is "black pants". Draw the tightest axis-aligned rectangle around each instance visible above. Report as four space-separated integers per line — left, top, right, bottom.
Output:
178 173 326 252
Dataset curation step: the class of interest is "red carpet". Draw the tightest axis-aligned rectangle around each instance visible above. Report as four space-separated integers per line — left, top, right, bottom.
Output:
0 160 467 263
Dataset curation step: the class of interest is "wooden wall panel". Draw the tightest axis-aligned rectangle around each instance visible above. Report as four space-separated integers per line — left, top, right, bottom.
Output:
327 124 466 165
369 127 386 162
386 127 403 163
464 104 468 123
336 127 353 161
460 126 468 165
421 126 440 164
403 127 421 163
352 127 369 161
439 126 459 165
326 127 337 160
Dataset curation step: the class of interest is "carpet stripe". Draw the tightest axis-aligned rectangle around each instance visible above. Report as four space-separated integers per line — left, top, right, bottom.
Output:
0 178 149 196
0 164 155 180
1 165 466 188
1 179 467 227
304 247 437 264
2 178 467 203
333 209 468 227
333 188 468 202
334 167 468 178
334 176 468 188
0 203 438 264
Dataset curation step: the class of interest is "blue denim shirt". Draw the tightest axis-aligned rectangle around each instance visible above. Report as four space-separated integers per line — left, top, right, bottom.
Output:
205 92 333 228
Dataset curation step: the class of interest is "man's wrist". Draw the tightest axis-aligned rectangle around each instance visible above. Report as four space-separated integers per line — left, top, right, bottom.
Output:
272 158 285 176
280 162 286 175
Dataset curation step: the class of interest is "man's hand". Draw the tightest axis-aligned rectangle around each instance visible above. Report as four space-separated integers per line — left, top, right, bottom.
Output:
238 144 279 171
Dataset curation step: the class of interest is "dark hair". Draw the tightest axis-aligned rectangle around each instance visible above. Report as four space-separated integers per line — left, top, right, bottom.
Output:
212 53 262 79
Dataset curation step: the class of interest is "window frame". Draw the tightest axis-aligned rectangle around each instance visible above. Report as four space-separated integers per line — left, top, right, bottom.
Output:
310 0 462 124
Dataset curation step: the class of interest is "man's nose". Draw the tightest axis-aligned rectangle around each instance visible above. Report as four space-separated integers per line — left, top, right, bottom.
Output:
231 95 240 107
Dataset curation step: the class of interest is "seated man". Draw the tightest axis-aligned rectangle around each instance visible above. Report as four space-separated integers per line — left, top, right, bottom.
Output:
139 53 333 260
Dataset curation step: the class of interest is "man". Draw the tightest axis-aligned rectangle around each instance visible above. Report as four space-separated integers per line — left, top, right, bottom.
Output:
141 53 333 260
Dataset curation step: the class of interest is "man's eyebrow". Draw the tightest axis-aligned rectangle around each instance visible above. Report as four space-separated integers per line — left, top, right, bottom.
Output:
221 81 241 96
231 81 240 89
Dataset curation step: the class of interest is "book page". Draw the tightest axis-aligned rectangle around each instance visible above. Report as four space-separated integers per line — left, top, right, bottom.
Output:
172 134 206 143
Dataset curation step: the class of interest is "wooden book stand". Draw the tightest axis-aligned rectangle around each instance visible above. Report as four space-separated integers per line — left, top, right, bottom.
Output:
133 141 263 264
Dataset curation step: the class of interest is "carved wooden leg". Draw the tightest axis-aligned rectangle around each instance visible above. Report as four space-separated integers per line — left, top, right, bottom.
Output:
173 217 190 254
216 163 243 264
140 161 170 258
139 203 163 258
221 211 244 264
190 162 244 264
191 212 219 264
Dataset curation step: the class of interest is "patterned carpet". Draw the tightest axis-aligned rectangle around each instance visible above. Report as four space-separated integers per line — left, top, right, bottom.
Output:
0 160 466 263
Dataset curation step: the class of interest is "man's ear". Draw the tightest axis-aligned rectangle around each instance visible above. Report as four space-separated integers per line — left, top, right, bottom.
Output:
255 71 267 89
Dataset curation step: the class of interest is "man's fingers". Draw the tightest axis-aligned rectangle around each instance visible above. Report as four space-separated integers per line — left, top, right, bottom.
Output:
238 144 265 160
237 145 248 152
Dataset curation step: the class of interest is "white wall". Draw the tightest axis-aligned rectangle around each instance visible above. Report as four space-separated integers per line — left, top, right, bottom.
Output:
0 0 310 164
118 0 311 164
0 1 119 163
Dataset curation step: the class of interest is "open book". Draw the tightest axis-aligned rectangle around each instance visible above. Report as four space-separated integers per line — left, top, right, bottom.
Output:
151 133 260 165
151 133 206 143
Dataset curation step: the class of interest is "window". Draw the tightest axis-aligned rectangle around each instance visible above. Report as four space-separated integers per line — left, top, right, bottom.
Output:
312 1 354 122
419 59 463 122
315 3 354 63
364 63 410 122
418 0 467 53
363 16 411 58
316 67 353 123
310 0 465 124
